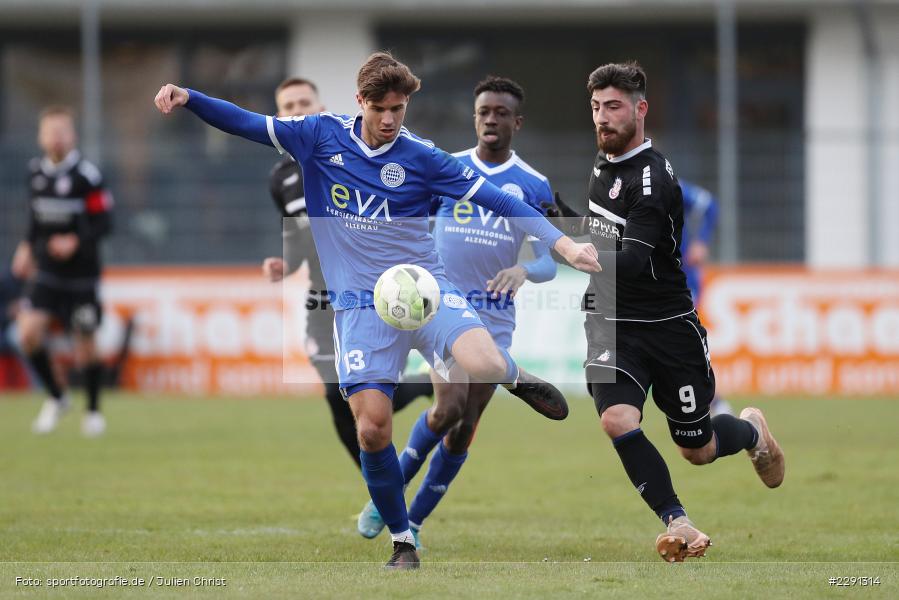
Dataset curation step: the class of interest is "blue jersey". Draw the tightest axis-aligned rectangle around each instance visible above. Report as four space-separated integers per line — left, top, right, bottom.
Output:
433 148 553 298
183 92 564 310
679 180 719 256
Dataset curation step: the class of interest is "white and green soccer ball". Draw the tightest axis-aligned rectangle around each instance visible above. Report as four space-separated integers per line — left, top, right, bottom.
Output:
374 264 441 330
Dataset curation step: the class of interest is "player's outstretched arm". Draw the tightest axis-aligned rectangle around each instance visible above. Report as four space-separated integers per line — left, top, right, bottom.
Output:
468 180 600 273
154 85 273 147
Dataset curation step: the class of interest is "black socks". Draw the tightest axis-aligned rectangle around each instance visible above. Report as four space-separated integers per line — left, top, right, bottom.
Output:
613 429 685 524
711 414 758 458
27 348 63 400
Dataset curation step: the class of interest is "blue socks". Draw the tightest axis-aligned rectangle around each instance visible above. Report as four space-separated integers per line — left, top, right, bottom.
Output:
399 410 443 484
399 411 470 528
408 442 468 526
360 443 408 534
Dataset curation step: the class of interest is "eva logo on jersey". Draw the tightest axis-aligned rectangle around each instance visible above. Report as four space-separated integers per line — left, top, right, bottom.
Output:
452 200 511 231
330 183 393 221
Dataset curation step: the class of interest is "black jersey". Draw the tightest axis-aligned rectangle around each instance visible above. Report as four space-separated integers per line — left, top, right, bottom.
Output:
582 139 693 321
26 150 112 285
269 158 326 291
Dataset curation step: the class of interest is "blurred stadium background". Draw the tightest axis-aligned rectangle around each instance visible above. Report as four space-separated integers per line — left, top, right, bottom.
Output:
0 1 898 594
2 0 898 398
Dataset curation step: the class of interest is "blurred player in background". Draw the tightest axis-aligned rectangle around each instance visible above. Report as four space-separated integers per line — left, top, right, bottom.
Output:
260 77 431 470
155 51 597 569
11 106 113 437
0 265 31 388
544 62 784 562
357 76 558 547
678 180 718 305
678 179 732 416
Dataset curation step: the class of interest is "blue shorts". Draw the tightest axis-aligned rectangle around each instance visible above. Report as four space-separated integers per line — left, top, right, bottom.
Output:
334 285 485 400
474 303 514 350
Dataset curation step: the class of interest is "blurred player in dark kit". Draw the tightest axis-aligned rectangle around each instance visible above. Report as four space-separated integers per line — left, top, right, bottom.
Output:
13 106 113 437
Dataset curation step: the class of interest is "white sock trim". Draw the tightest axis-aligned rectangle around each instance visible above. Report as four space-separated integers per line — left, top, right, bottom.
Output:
390 529 414 545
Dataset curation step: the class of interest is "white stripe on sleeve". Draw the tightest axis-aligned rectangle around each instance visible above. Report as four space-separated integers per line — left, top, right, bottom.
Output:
459 176 486 203
266 116 285 155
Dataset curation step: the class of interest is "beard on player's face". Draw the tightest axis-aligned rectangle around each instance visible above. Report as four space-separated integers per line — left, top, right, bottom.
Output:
596 115 637 156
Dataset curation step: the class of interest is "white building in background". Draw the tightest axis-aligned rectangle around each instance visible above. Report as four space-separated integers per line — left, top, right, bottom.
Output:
1 0 898 267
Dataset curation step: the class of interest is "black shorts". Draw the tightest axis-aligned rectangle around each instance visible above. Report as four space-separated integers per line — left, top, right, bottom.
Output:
26 281 103 334
585 311 716 448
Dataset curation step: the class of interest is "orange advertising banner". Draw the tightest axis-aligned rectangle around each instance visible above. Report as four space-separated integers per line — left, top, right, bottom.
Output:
94 265 899 397
97 266 320 395
700 267 899 396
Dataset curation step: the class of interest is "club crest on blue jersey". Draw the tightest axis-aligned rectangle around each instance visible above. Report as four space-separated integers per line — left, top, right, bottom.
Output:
501 183 524 200
443 294 467 309
380 163 405 188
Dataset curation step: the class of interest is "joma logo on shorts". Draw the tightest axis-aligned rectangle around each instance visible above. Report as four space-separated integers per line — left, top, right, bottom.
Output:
675 429 702 437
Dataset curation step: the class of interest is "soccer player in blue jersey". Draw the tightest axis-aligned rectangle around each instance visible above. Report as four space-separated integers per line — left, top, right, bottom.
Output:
154 52 600 569
678 180 719 305
357 76 558 548
678 180 732 417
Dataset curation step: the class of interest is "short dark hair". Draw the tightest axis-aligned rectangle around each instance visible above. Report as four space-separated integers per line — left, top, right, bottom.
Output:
474 75 525 113
39 105 75 122
587 62 646 100
275 77 319 97
356 51 421 102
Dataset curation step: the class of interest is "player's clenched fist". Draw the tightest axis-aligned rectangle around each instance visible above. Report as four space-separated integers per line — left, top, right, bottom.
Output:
262 257 286 282
154 84 190 114
553 236 601 273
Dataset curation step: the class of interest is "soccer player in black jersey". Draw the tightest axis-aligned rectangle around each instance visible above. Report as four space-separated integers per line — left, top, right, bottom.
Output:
11 106 113 437
259 78 431 470
544 63 785 562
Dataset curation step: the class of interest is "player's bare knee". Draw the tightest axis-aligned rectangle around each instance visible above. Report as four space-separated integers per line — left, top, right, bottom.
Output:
17 325 42 355
429 399 465 433
680 447 705 465
356 420 391 451
679 445 714 466
445 419 475 454
353 407 392 451
600 406 640 439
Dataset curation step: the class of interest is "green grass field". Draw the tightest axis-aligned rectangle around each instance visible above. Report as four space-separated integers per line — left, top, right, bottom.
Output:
1 392 897 598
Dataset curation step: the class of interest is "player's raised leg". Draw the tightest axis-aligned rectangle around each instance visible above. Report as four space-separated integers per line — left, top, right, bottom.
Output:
450 327 568 420
654 317 784 487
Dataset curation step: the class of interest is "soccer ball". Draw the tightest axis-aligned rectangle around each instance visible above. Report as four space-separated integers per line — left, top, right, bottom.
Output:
374 264 441 330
